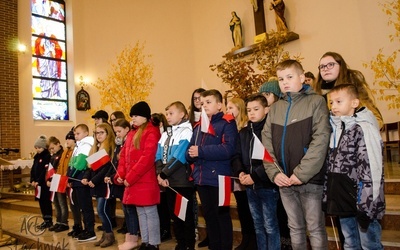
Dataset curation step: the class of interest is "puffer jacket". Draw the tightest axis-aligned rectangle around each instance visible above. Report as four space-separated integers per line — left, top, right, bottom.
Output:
114 122 161 206
263 85 331 185
186 112 238 187
323 107 385 219
232 117 276 190
67 136 94 188
156 120 193 187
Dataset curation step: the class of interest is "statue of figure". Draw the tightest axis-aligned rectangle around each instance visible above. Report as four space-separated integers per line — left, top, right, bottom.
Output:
270 0 288 33
250 0 258 12
229 11 243 49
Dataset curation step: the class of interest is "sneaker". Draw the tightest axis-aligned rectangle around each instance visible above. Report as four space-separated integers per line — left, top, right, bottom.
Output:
48 224 60 231
37 221 53 230
67 225 82 237
54 224 69 232
117 226 127 234
74 230 87 240
77 231 96 242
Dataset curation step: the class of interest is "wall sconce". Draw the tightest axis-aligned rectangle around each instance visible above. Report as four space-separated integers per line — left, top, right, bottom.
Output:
17 43 27 54
76 76 91 111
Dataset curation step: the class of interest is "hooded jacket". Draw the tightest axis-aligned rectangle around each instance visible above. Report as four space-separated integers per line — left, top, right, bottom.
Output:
67 136 94 188
186 112 238 187
323 107 385 219
263 85 331 185
156 120 193 187
232 117 277 190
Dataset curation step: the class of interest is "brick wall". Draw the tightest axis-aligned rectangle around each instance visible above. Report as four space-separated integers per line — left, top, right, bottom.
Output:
0 0 20 161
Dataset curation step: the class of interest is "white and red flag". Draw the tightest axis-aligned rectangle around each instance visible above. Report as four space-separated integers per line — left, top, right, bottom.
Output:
251 133 274 162
105 183 111 199
174 193 189 221
218 175 231 206
46 163 56 180
67 187 74 205
35 185 41 199
86 149 110 171
50 191 55 202
49 174 68 193
201 107 215 135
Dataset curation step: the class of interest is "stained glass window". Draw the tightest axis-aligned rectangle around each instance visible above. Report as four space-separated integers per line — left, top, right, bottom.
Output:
31 0 68 120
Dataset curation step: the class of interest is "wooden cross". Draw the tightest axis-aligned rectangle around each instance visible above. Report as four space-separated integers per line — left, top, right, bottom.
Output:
253 0 267 35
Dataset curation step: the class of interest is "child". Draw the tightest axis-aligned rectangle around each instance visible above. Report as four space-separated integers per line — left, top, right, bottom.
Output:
47 136 69 232
226 97 257 250
30 135 52 229
323 84 385 249
115 101 161 250
262 60 331 249
83 123 116 247
232 94 279 250
186 89 238 250
67 124 96 242
259 77 281 107
156 101 195 250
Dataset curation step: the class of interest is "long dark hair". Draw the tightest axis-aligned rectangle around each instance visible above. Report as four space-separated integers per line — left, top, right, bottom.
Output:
188 88 206 126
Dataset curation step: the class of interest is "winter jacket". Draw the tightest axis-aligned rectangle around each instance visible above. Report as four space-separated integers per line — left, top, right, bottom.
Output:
323 107 385 219
232 117 277 190
156 120 193 188
30 149 51 199
67 136 94 188
263 85 331 185
57 147 73 176
114 122 161 206
50 147 63 171
84 161 112 198
186 112 238 187
106 143 125 199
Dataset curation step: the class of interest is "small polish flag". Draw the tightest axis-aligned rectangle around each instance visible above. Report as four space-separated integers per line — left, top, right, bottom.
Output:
68 187 74 205
50 174 68 193
35 185 41 199
251 133 274 162
201 107 215 135
218 175 231 206
86 149 111 171
174 193 189 221
50 191 55 202
46 163 56 180
105 183 110 199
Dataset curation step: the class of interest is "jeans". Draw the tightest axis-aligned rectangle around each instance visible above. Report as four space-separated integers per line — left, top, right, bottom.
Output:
197 185 233 250
137 205 160 246
340 217 383 250
97 197 112 233
280 183 327 250
125 205 139 235
246 188 280 250
54 192 68 225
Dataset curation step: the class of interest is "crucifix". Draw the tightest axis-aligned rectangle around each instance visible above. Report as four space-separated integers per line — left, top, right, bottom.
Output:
251 0 267 35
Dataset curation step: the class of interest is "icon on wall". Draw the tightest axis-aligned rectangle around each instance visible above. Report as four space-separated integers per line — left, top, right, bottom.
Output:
76 87 90 111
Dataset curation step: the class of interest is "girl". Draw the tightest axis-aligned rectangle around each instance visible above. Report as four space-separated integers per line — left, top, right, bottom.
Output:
30 135 52 229
259 77 282 108
188 88 206 126
226 98 257 250
115 101 161 250
83 123 116 247
156 101 195 250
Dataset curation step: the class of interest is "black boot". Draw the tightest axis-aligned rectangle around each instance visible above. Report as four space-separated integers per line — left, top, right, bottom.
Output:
67 225 82 237
197 236 209 248
117 220 127 234
235 234 250 250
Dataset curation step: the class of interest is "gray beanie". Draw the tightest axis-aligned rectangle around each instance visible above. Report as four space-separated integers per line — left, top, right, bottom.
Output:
34 135 47 149
259 79 282 97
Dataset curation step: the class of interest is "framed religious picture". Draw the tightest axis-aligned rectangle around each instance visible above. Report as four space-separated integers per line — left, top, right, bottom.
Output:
76 87 90 111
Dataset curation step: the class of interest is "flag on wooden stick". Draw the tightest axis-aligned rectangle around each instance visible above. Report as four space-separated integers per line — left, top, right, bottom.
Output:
218 175 231 206
251 133 274 162
174 193 189 221
86 149 110 171
35 185 41 199
50 174 68 193
46 163 56 180
201 107 215 135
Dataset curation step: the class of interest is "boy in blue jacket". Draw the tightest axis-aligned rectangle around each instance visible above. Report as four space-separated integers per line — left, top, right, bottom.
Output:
186 89 238 250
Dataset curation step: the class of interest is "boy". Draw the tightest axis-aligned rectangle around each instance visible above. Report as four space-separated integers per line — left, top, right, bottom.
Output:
186 89 238 250
323 84 385 249
232 94 279 249
263 60 331 249
67 124 96 242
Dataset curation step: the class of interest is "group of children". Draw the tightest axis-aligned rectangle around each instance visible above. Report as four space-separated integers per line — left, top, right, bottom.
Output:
30 57 385 250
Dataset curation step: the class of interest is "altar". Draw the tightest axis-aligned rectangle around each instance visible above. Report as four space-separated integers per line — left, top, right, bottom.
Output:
0 159 33 192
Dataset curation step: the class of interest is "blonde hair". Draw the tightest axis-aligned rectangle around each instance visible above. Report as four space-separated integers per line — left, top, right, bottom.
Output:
228 97 248 130
90 123 115 159
133 121 149 149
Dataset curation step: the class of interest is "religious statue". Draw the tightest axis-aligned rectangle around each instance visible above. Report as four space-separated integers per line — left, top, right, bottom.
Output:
270 0 288 33
250 0 258 12
229 11 243 50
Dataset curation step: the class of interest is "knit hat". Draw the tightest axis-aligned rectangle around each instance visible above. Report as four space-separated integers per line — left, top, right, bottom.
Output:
91 110 109 120
130 101 151 119
259 79 282 97
34 135 47 149
65 127 75 141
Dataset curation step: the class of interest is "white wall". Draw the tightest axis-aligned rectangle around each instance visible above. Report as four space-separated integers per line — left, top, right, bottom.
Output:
18 0 399 157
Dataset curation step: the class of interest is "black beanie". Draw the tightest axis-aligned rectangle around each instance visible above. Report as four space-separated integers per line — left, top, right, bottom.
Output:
130 101 151 119
65 127 75 141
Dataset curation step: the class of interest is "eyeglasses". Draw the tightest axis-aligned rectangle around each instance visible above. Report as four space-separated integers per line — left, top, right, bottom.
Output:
318 62 338 71
95 131 106 135
193 97 201 101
